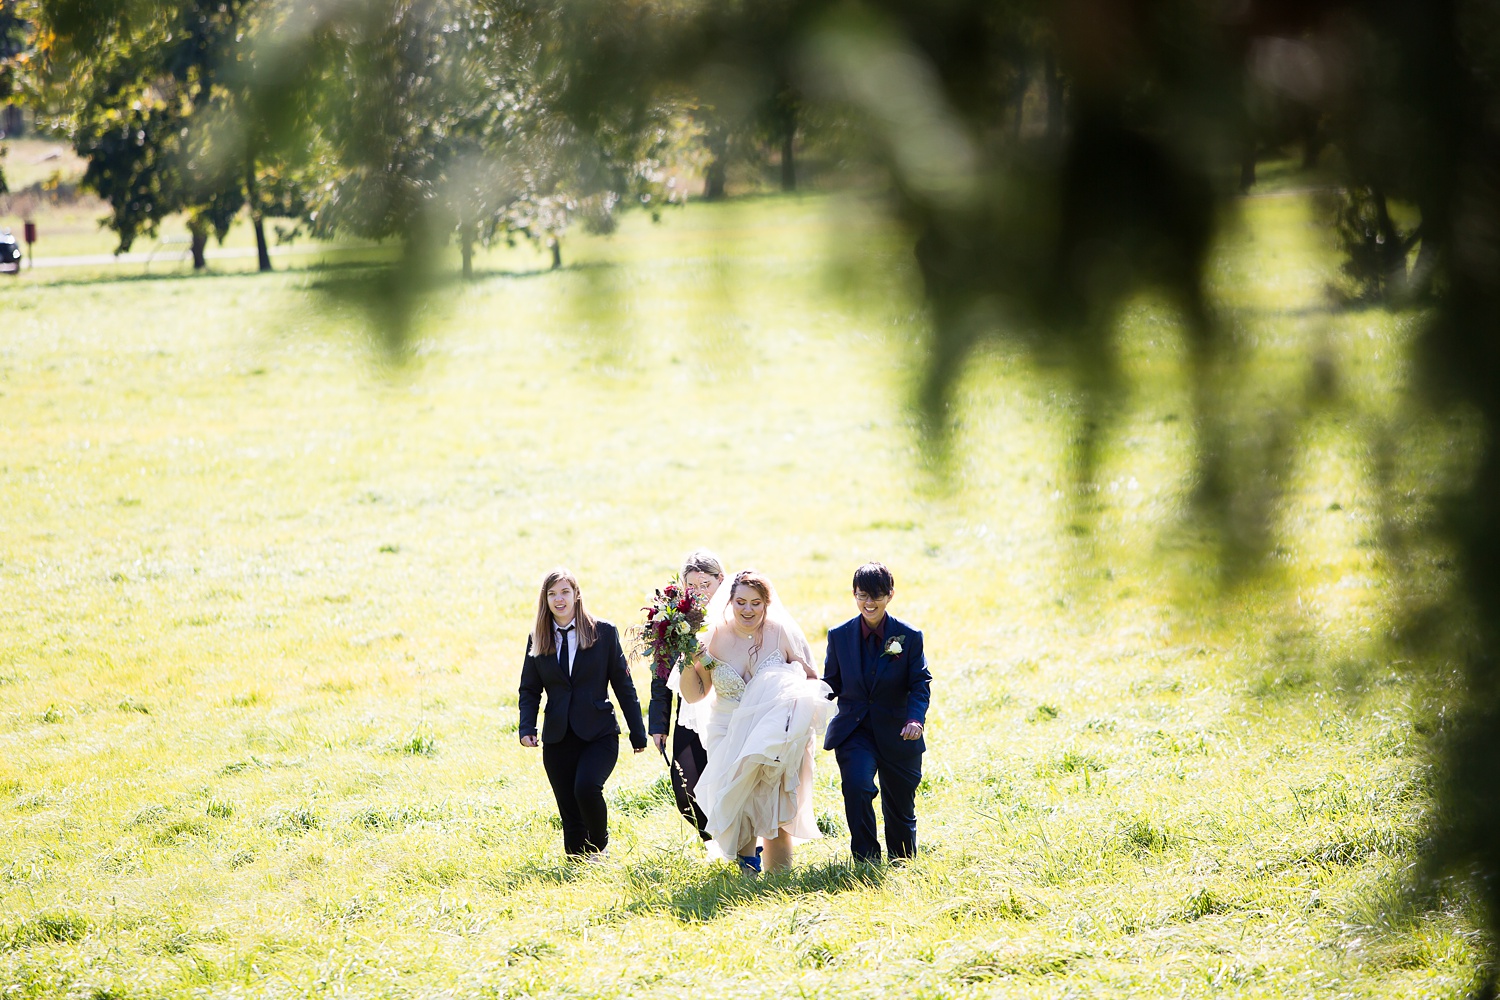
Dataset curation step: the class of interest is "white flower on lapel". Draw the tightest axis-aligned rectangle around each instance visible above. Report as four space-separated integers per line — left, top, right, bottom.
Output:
883 635 905 658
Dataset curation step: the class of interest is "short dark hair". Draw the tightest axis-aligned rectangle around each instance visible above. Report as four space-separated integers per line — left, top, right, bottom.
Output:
852 562 894 598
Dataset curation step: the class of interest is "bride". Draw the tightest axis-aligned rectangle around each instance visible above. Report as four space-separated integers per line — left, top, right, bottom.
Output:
675 570 832 872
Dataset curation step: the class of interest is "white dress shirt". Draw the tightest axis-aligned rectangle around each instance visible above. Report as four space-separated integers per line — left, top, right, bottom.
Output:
554 620 579 675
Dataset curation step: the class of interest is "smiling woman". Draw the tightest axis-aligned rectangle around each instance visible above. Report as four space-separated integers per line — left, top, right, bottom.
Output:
517 568 647 860
680 570 831 873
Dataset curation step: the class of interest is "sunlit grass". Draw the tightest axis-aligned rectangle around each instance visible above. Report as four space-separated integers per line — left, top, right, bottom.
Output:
0 191 1479 997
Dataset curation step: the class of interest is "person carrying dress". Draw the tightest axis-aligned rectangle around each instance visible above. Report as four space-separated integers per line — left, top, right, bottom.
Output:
823 562 931 864
677 570 832 873
647 550 725 845
518 568 647 859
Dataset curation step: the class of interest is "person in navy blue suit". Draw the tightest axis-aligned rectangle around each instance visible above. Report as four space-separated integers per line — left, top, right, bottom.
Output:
823 562 931 863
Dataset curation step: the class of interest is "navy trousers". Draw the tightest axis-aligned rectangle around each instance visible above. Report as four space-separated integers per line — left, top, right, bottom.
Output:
834 725 922 862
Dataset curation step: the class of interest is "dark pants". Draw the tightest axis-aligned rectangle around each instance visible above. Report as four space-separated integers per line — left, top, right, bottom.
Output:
668 708 711 841
542 726 619 855
834 726 921 862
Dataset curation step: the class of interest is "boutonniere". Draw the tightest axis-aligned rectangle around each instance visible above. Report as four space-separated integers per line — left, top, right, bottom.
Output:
883 635 905 658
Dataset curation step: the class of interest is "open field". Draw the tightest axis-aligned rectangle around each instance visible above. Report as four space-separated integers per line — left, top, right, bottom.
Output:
0 190 1481 998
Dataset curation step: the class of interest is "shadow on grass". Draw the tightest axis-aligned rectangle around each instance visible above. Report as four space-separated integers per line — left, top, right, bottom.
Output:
2 255 390 290
620 856 886 921
0 256 612 292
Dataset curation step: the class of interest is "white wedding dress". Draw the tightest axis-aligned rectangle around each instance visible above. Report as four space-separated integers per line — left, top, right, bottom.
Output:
690 646 833 853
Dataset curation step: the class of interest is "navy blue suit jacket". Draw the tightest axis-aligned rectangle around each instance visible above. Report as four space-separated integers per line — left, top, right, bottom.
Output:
822 614 931 759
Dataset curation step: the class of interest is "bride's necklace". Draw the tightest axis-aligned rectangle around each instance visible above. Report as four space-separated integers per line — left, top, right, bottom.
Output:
736 624 762 669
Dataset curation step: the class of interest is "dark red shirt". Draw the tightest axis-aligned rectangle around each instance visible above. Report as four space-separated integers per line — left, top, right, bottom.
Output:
860 615 886 644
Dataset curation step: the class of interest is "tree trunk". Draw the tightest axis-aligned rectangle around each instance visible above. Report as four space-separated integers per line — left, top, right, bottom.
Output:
780 111 797 193
1302 115 1325 169
1010 60 1031 142
1408 226 1439 299
549 238 561 270
189 219 208 270
244 159 271 273
703 124 729 201
461 220 475 280
1371 186 1407 296
1044 50 1066 142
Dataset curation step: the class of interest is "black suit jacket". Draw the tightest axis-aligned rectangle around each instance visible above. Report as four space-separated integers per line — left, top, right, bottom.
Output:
822 614 931 759
518 621 647 749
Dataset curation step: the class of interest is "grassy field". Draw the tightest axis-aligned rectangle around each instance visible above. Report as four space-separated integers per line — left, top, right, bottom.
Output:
0 187 1481 998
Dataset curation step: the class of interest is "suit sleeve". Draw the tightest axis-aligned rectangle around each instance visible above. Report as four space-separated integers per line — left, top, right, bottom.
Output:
607 626 648 749
518 635 543 741
905 630 931 725
823 627 843 699
647 669 671 735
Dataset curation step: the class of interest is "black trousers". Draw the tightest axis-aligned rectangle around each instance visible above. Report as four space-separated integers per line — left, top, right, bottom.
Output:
542 726 619 855
834 725 922 862
667 702 710 841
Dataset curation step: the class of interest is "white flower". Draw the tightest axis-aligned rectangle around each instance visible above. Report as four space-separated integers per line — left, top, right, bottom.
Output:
884 636 904 657
676 621 689 634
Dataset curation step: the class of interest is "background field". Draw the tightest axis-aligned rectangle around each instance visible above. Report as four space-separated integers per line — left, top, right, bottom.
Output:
0 189 1480 998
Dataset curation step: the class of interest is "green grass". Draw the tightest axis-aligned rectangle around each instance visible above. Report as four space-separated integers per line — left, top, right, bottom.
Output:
0 188 1481 998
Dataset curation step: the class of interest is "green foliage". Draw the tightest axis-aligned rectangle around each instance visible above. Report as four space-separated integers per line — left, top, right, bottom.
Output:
392 728 437 757
2 911 89 950
609 775 672 817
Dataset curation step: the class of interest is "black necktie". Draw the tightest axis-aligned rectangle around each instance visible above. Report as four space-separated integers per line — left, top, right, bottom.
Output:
558 626 574 675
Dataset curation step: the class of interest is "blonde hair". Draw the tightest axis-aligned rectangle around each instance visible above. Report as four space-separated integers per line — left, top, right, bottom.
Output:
531 568 598 654
682 550 724 578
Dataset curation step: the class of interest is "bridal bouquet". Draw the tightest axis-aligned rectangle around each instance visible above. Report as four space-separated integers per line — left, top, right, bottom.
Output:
631 578 708 680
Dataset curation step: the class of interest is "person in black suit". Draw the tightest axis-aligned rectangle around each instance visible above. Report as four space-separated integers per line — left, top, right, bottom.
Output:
519 568 647 859
647 550 724 844
823 562 931 864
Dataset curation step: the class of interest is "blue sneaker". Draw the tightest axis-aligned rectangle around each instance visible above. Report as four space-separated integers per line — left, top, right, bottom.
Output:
737 846 763 874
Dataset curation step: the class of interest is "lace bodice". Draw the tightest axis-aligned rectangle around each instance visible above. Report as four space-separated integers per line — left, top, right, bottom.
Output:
706 656 748 703
705 648 796 705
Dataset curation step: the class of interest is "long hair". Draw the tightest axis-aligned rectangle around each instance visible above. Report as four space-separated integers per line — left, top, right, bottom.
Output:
531 567 598 655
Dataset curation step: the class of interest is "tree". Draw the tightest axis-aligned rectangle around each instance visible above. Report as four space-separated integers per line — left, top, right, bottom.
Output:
260 0 692 283
23 0 305 270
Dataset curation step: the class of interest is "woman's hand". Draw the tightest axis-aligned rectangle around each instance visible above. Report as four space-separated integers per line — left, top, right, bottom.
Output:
519 735 539 748
900 721 923 741
652 733 667 751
